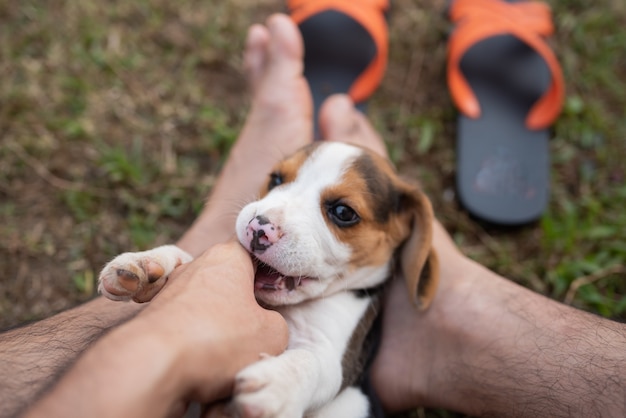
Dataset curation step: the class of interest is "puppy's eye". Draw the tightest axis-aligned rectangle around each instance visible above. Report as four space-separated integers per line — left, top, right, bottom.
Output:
327 203 360 227
268 172 283 190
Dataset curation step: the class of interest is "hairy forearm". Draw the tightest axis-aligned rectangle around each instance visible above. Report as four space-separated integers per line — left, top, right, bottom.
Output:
0 297 142 418
435 263 626 417
22 318 183 418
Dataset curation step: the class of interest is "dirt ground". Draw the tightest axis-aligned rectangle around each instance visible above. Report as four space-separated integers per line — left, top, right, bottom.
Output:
1 0 625 332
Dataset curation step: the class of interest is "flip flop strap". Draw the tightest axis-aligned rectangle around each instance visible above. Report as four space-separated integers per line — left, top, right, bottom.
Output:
288 0 389 103
448 0 565 130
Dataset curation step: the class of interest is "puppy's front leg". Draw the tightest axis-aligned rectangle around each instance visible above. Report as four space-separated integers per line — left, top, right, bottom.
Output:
232 293 371 418
232 347 341 418
98 245 192 303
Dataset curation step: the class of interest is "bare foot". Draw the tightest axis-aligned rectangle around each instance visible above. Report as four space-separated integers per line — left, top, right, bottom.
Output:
319 94 387 157
370 221 472 412
239 14 313 163
177 14 313 256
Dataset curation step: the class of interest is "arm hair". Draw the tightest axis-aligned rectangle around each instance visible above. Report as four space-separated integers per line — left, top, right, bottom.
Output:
0 297 141 418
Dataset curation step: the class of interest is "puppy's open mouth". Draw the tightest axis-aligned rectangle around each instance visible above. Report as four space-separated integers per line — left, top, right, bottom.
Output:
254 261 310 292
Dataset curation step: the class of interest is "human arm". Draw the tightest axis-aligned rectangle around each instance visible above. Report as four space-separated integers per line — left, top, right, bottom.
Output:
0 236 237 418
22 241 288 418
0 298 143 418
0 222 232 418
372 221 626 417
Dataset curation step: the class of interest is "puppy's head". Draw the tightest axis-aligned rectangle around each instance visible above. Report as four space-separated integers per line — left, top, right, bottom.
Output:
236 142 438 309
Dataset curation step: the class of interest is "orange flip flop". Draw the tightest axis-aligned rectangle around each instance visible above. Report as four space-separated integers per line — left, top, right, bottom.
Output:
288 0 389 137
448 0 565 225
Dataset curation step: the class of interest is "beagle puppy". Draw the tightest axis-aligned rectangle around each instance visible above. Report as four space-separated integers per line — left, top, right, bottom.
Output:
99 141 439 418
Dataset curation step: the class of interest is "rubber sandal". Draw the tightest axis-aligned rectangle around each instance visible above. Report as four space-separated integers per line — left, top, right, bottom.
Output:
288 0 389 137
447 0 565 225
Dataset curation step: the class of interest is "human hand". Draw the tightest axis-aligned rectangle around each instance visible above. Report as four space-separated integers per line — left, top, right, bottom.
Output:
23 241 288 418
136 241 289 404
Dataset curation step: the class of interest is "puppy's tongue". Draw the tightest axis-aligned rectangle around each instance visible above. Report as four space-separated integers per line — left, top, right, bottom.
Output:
254 263 301 291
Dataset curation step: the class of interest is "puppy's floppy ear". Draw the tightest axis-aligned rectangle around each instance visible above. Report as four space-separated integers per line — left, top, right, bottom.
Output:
397 186 440 311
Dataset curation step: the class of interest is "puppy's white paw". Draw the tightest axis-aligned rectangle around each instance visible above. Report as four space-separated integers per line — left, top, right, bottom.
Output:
232 356 305 418
98 245 192 303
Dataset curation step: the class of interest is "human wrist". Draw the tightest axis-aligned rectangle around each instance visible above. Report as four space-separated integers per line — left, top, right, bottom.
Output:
100 318 187 412
133 304 249 402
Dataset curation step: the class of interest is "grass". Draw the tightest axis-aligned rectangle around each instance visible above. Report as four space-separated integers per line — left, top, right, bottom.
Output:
542 0 626 317
0 0 624 414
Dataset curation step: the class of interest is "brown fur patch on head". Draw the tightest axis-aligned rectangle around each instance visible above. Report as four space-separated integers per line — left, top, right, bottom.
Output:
321 145 439 310
320 149 415 270
259 143 319 198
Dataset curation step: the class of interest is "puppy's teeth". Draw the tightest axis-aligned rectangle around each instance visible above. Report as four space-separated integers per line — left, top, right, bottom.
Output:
295 277 301 287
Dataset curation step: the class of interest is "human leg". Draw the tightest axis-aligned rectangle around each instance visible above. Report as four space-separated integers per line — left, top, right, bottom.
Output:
374 242 625 417
177 14 314 256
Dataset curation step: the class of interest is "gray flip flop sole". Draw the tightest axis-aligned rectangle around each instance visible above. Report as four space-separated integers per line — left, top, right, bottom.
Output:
456 14 552 225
